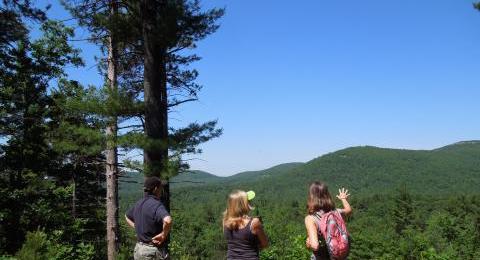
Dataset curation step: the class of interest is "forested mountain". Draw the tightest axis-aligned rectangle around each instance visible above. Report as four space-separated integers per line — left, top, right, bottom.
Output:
120 141 480 259
122 140 480 211
171 162 305 187
172 170 222 187
164 140 480 194
227 162 305 183
120 162 305 191
267 140 480 196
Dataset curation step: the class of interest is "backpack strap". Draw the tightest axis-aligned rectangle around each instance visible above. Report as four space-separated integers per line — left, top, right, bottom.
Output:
312 211 323 234
246 217 259 243
247 217 254 231
329 211 348 237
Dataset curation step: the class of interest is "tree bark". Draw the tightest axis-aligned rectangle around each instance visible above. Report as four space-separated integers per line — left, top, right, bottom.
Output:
141 0 170 210
106 1 119 259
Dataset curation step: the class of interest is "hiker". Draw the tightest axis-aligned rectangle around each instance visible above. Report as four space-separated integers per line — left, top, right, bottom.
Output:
125 176 172 260
305 181 352 260
223 190 269 260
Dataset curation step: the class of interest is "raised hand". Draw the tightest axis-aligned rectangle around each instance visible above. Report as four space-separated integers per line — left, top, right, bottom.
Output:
336 188 350 200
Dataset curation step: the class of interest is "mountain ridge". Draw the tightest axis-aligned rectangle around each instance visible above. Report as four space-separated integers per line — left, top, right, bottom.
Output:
121 140 480 195
171 140 480 195
186 140 480 179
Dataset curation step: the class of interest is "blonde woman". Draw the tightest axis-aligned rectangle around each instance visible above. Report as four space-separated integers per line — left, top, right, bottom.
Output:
223 190 269 260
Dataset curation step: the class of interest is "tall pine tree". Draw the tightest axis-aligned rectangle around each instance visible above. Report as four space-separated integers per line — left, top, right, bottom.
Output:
62 1 144 257
136 0 224 214
0 15 85 253
63 1 224 255
63 1 224 199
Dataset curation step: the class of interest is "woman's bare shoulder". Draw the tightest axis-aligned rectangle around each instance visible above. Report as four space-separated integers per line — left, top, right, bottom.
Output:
305 214 315 223
251 217 261 227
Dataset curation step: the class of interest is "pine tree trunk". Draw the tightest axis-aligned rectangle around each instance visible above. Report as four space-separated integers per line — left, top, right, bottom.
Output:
106 1 119 259
141 0 170 210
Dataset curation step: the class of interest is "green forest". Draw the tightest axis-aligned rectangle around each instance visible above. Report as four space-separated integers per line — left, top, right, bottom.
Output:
121 141 480 259
1 0 480 259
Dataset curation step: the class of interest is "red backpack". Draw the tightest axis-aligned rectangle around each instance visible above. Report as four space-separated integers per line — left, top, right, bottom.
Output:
313 210 350 260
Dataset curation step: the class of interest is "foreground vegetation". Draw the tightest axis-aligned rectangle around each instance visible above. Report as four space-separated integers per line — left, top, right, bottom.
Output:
7 142 479 259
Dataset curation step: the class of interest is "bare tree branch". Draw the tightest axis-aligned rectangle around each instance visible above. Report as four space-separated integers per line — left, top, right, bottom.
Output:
167 98 197 108
117 124 144 130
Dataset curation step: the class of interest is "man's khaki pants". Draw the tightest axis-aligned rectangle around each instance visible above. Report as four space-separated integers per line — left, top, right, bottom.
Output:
134 242 169 260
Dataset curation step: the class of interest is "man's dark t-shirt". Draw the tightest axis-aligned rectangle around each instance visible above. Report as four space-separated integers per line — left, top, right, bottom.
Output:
126 195 170 244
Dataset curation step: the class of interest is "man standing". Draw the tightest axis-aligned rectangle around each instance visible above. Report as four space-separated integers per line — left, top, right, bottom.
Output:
126 176 172 260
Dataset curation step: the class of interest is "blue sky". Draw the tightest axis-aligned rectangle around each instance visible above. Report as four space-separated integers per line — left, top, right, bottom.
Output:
38 0 480 176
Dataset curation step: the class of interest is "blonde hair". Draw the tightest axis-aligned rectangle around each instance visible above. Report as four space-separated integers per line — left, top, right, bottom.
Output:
223 190 251 230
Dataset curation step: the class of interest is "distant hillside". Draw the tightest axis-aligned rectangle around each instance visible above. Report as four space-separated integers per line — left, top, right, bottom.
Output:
119 163 306 199
171 170 222 188
168 162 304 188
121 141 480 198
168 141 480 203
298 141 480 193
226 162 304 182
215 141 480 199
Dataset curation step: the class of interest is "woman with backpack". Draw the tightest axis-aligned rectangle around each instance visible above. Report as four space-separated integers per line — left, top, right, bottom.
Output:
223 190 269 260
305 181 352 260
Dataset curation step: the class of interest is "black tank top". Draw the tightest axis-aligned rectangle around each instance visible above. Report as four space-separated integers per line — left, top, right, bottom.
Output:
224 218 259 260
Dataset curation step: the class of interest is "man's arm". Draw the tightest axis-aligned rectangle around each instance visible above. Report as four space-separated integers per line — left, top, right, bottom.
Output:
152 216 172 245
125 214 135 228
162 216 172 237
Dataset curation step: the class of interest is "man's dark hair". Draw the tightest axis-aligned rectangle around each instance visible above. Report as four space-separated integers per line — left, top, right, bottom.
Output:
144 176 162 194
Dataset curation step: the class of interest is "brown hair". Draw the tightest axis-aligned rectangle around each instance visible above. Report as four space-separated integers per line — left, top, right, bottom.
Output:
307 181 335 214
223 190 251 230
144 176 162 195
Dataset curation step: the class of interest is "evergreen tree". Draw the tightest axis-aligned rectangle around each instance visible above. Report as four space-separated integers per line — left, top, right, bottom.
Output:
135 0 224 216
63 0 224 203
62 1 144 257
63 1 224 255
392 185 414 234
0 18 83 253
49 80 107 255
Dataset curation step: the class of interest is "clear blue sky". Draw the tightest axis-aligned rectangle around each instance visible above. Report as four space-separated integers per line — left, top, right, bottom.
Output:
39 0 480 176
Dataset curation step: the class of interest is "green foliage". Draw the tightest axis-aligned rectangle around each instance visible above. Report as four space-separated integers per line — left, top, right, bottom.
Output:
15 231 50 260
393 185 415 234
15 230 96 260
0 2 106 256
260 235 311 260
0 16 79 252
62 0 224 181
